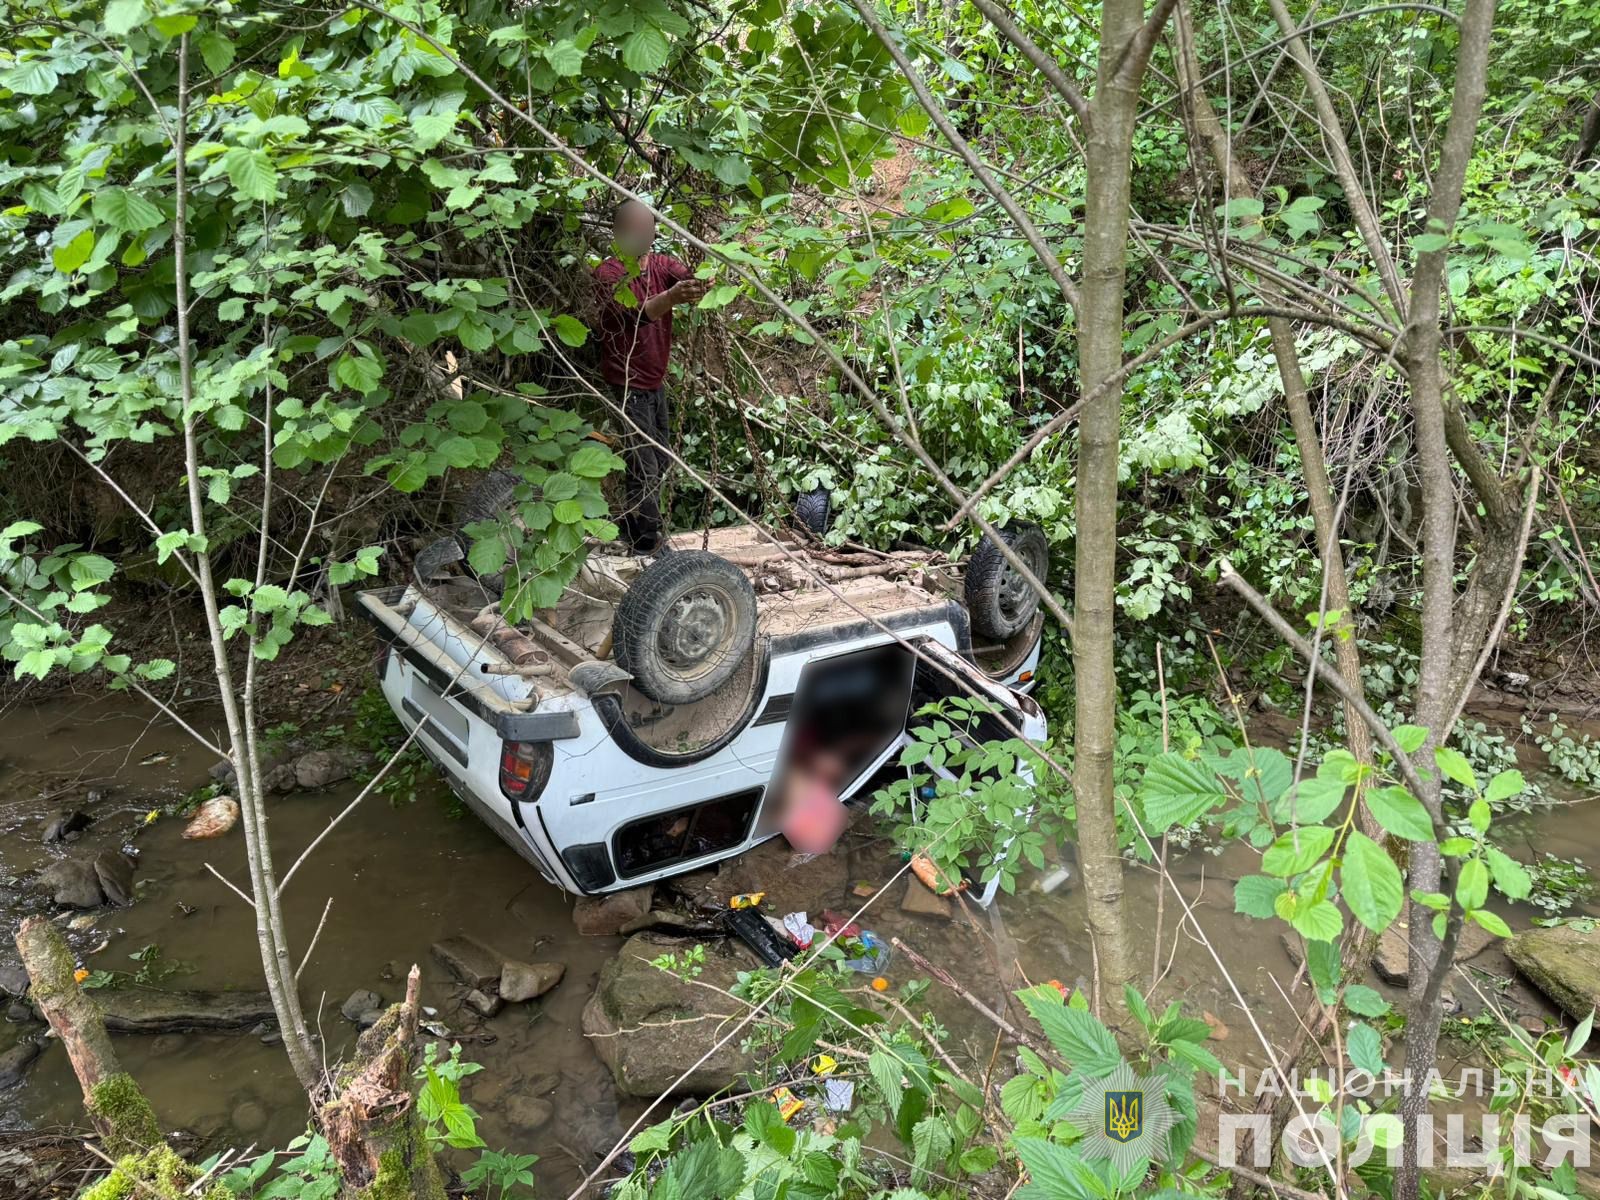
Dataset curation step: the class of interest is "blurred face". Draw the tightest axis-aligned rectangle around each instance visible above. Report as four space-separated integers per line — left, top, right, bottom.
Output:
615 204 656 259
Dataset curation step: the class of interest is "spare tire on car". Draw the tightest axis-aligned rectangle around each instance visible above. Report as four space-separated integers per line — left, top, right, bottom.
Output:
455 469 523 596
613 551 759 705
794 486 831 536
964 523 1049 640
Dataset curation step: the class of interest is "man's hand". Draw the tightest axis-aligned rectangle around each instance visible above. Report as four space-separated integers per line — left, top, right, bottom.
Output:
667 277 710 306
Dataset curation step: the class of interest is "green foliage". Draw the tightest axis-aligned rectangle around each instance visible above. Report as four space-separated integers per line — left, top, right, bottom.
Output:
870 695 1065 895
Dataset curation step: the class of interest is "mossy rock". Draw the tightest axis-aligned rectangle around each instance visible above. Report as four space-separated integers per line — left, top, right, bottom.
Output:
581 932 758 1098
1506 924 1600 1023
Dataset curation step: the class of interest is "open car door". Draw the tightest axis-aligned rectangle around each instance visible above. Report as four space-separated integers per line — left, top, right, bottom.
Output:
895 638 1050 907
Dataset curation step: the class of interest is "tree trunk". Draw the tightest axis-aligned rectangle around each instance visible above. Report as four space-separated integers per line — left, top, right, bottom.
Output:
171 35 320 1094
1394 5 1498 1199
320 966 447 1200
1070 0 1153 1003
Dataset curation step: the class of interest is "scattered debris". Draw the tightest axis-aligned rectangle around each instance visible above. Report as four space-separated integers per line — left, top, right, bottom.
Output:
183 796 240 839
463 989 503 1019
772 1086 804 1121
722 908 798 967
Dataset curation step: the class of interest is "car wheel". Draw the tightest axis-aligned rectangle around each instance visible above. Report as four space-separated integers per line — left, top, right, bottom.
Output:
794 486 831 536
614 551 758 705
964 523 1049 640
455 469 522 596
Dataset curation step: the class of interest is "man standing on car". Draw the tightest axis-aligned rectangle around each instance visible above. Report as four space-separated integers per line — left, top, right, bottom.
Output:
594 199 707 554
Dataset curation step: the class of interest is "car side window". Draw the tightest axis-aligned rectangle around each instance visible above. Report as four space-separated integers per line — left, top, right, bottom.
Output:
614 789 760 878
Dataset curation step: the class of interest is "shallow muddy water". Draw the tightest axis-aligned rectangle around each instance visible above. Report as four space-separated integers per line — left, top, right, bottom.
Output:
1 692 1594 1192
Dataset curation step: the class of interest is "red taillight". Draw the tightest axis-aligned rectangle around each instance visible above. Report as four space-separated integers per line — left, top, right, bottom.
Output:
500 740 550 802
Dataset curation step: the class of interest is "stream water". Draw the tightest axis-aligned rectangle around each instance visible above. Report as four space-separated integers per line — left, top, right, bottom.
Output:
1 693 1594 1193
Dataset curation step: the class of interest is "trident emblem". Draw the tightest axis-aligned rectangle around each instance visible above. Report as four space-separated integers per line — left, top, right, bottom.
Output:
1104 1091 1143 1143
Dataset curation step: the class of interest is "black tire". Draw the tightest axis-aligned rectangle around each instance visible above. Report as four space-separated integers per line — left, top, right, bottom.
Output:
964 523 1049 640
457 468 521 525
794 486 831 536
456 469 522 596
614 551 758 705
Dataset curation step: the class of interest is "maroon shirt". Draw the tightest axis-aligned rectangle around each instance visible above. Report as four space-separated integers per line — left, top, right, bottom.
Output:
593 253 691 390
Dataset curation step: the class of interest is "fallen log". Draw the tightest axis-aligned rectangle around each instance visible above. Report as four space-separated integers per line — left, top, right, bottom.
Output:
14 917 160 1158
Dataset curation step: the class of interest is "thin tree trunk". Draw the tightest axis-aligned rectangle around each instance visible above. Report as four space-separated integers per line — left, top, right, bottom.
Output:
1071 0 1154 1002
1393 5 1498 1198
171 35 320 1093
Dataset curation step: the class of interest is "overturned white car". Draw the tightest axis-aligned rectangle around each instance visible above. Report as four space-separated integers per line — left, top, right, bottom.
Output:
360 500 1049 899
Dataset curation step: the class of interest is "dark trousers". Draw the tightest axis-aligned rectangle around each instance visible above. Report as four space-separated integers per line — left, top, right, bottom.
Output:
617 384 669 552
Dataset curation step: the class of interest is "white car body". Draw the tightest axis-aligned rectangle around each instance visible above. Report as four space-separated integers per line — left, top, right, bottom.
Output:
360 528 1047 898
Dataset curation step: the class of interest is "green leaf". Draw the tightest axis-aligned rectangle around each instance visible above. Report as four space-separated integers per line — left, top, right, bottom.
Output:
1413 232 1450 253
551 315 589 347
1013 1138 1100 1200
569 443 622 478
867 1050 904 1114
1018 990 1120 1075
552 499 584 523
1468 799 1491 834
336 353 382 395
545 39 585 75
224 146 277 202
152 12 197 36
1232 875 1286 919
3 59 60 95
1289 900 1343 942
1221 197 1265 220
198 32 236 75
1470 908 1512 938
621 25 671 73
1391 724 1429 753
1364 785 1435 841
1456 858 1489 911
53 228 96 274
103 0 146 36
1484 769 1524 804
1140 753 1228 832
464 535 507 577
1347 1023 1385 1075
341 183 374 218
714 156 752 186
1262 825 1335 877
93 188 163 233
1278 776 1346 824
1342 985 1391 1017
1485 846 1532 901
1434 746 1478 790
1341 831 1404 934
